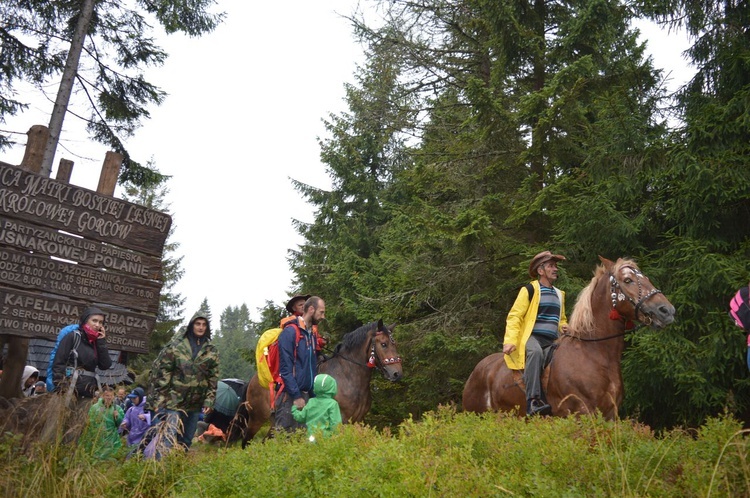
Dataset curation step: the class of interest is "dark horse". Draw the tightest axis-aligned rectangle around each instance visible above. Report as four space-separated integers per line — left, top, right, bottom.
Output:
462 256 676 419
231 319 402 445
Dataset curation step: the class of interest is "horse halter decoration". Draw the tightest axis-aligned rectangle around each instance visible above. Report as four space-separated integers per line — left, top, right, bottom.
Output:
366 330 402 370
609 266 663 326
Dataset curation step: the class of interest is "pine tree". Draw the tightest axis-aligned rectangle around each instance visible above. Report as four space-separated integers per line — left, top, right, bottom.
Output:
289 26 414 338
620 0 750 428
213 304 256 380
121 169 185 369
318 0 668 420
0 0 223 183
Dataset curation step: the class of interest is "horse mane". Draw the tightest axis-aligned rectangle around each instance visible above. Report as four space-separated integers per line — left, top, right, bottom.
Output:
339 321 380 352
567 258 638 338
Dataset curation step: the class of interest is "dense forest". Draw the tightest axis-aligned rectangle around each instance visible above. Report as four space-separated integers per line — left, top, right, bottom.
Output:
279 0 750 431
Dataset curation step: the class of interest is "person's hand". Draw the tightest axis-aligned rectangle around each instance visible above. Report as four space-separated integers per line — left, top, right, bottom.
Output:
203 406 213 415
561 324 569 334
293 397 306 410
97 324 106 339
502 343 516 355
137 414 146 421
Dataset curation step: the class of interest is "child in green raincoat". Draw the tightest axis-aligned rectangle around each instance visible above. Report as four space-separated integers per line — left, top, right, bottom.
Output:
291 373 342 440
82 385 125 459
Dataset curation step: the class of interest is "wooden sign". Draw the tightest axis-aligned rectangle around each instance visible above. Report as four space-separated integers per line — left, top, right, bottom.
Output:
0 246 161 313
0 162 171 256
0 217 162 280
0 288 154 353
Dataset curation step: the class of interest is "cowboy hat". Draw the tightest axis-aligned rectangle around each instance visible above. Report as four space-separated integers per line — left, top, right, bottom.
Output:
285 294 311 314
529 251 566 278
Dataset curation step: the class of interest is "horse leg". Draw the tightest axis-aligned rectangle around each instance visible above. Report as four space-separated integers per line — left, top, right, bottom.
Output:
241 375 271 447
226 401 249 445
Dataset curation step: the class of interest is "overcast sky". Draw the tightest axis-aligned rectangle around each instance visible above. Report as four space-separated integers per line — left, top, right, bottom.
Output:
1 3 693 327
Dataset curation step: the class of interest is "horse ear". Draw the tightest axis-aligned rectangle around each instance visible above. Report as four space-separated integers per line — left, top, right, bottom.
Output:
377 318 384 330
598 255 614 269
387 323 396 333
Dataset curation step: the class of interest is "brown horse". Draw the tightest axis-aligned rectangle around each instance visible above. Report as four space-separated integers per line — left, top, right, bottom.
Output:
231 319 402 445
462 256 676 419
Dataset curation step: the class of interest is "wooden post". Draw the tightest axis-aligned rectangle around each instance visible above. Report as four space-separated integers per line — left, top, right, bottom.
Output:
19 125 49 174
0 127 49 399
96 151 123 196
56 158 74 183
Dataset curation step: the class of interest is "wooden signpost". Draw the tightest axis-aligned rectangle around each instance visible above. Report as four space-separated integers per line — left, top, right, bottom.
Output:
0 153 171 355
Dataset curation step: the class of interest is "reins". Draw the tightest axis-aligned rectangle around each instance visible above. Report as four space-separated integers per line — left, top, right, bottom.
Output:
560 325 638 343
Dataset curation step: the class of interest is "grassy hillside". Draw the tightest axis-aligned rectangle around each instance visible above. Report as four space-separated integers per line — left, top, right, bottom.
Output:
2 406 748 497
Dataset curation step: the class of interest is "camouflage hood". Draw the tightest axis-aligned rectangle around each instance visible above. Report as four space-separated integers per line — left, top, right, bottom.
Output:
185 311 212 340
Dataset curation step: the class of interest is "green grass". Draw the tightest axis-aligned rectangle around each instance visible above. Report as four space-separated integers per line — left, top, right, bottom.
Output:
2 406 749 497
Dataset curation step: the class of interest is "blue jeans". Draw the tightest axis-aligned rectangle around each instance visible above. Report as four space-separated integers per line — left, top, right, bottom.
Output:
167 409 201 448
152 409 201 451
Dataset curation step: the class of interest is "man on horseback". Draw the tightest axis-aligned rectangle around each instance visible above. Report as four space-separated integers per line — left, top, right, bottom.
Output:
502 251 569 416
274 296 326 432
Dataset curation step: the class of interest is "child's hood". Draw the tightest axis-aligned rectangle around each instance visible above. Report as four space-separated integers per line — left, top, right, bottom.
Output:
313 374 337 398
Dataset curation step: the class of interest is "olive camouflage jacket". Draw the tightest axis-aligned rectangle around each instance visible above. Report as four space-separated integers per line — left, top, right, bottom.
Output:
148 313 219 412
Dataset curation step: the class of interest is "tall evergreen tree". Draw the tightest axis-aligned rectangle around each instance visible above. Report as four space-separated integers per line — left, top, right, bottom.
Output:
284 0 667 422
213 304 256 380
121 169 185 370
289 26 414 338
0 0 223 183
194 297 212 323
349 0 664 418
620 0 750 428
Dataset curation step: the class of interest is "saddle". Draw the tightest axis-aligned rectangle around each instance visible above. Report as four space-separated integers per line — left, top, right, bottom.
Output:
510 342 559 394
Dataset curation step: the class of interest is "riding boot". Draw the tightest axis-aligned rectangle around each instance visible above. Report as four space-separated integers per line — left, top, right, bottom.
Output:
526 398 552 417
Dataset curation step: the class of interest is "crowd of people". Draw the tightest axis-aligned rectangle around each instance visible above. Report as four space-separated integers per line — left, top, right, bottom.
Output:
5 258 747 458
2 296 340 460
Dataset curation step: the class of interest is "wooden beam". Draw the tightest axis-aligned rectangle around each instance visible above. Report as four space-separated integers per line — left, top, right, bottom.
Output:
56 158 74 183
19 125 49 173
97 151 123 197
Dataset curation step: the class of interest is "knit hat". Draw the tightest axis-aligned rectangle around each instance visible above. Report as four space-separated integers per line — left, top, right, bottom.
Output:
80 305 106 327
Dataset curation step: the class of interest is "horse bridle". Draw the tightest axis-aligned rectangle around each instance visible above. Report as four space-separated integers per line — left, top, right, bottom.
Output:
366 330 402 372
324 329 402 372
609 265 662 326
562 266 662 343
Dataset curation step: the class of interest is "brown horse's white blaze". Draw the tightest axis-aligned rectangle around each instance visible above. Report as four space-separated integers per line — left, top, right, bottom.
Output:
462 256 675 419
231 320 402 445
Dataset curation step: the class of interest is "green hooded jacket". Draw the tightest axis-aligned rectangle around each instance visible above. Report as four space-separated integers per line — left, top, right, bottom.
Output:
148 311 219 412
82 397 124 460
292 373 342 438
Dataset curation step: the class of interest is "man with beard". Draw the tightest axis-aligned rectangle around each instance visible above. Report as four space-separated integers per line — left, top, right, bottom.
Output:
274 296 326 432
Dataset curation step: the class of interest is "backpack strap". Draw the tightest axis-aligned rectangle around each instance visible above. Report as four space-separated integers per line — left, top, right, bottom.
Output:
524 283 534 301
71 330 81 370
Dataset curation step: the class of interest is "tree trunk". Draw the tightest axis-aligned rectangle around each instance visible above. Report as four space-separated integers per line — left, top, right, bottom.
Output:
40 0 96 176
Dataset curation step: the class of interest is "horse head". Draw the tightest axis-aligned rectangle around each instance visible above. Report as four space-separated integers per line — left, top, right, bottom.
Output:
370 319 403 382
600 256 676 329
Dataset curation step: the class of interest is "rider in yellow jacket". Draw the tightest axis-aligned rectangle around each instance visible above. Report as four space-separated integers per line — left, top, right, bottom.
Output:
503 251 568 416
